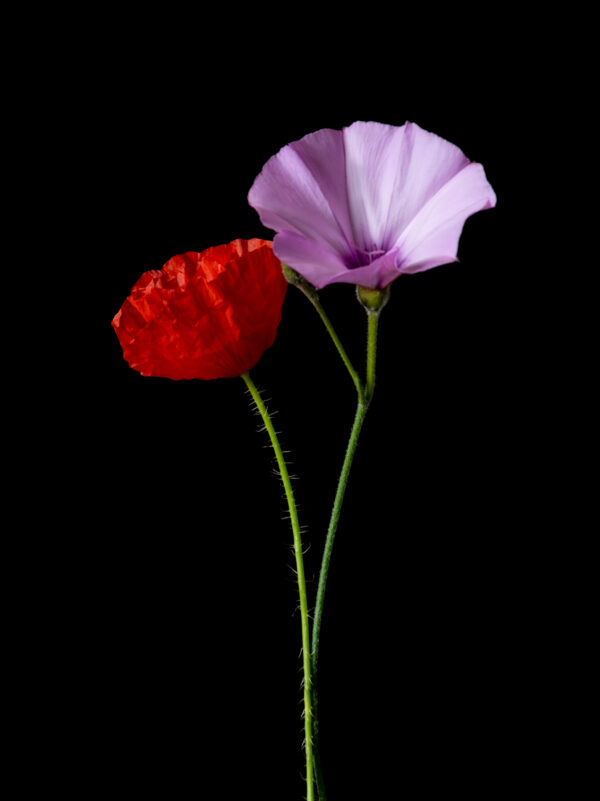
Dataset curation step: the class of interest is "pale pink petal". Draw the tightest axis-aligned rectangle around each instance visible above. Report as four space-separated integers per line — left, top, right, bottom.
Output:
394 162 496 274
272 231 350 289
343 121 470 252
248 129 353 258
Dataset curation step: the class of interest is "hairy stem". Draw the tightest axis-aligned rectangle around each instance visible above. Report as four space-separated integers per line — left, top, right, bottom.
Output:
241 371 315 801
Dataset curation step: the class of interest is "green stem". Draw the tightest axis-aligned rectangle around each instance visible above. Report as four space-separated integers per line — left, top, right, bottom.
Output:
307 295 365 403
311 309 380 801
241 371 315 801
311 400 367 800
366 310 379 402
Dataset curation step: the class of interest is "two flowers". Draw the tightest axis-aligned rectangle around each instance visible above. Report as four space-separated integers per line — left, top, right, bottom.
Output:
112 118 496 801
113 120 495 375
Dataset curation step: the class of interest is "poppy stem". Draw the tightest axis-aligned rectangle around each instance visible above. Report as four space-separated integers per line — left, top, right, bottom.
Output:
310 308 380 801
241 371 315 801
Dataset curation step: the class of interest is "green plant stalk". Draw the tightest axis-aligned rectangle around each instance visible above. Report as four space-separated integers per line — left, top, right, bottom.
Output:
311 399 367 800
366 310 379 401
304 295 365 403
281 264 364 403
241 371 315 801
311 311 380 801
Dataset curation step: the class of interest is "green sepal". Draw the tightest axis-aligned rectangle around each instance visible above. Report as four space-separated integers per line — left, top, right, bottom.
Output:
356 284 391 312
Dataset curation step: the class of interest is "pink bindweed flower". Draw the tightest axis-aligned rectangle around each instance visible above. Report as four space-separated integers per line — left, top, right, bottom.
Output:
248 121 496 289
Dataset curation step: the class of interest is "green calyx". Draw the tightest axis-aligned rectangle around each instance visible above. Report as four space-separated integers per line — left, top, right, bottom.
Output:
281 263 319 302
356 284 391 313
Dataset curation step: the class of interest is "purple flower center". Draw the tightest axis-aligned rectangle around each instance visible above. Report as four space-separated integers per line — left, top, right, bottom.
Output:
348 246 387 269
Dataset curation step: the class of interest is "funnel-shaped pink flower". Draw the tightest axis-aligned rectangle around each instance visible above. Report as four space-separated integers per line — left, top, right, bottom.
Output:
248 121 496 289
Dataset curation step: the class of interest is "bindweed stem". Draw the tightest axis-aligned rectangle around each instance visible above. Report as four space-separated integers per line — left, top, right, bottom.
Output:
311 400 367 800
366 310 379 402
283 265 364 403
241 371 315 801
307 296 365 403
311 306 380 801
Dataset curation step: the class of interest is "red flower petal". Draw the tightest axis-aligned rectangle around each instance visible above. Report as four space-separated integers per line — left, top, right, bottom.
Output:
112 239 287 380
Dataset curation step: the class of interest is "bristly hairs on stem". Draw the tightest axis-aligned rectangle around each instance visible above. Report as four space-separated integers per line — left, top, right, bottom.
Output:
241 370 316 801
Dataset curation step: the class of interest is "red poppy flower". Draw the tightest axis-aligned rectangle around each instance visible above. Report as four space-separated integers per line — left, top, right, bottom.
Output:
112 238 287 380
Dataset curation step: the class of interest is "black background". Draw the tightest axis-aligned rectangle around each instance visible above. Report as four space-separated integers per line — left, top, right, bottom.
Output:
35 12 574 800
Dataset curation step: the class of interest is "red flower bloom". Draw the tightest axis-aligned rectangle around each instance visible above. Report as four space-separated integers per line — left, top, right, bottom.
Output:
112 238 287 380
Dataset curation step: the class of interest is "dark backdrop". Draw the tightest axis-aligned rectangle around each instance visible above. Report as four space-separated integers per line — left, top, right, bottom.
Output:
49 14 552 800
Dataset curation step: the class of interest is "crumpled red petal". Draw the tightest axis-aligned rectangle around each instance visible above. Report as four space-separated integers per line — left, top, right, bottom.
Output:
112 239 287 380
